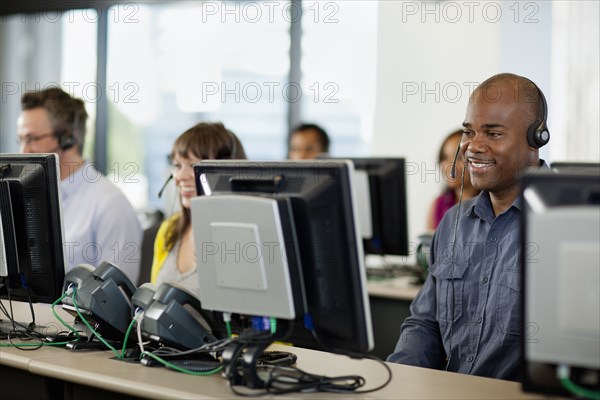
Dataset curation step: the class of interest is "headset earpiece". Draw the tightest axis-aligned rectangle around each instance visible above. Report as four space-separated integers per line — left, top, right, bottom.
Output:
59 106 83 151
527 120 549 149
58 133 76 150
526 82 550 149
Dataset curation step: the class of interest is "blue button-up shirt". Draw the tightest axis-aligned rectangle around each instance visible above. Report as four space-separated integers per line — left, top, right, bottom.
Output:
388 189 527 380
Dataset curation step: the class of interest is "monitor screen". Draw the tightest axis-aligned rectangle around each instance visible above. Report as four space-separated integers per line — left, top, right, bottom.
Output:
521 172 600 396
192 160 374 356
0 153 66 303
340 158 409 257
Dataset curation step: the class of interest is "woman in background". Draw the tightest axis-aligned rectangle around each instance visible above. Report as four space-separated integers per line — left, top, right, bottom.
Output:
150 122 247 295
426 129 479 231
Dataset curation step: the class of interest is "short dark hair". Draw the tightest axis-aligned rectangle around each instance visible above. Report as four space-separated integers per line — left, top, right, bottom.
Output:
290 123 330 153
21 87 88 154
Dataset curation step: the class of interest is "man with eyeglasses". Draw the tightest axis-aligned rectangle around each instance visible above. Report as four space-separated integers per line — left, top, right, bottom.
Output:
17 87 142 284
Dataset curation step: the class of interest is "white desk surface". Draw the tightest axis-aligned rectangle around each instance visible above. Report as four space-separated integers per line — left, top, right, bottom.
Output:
0 342 69 370
0 300 77 370
1 300 553 399
1 342 551 399
367 278 422 300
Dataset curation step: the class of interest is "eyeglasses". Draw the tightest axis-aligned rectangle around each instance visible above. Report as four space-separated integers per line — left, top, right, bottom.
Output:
16 132 56 145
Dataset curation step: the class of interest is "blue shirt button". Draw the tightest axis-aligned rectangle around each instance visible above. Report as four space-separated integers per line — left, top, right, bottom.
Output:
482 277 489 283
468 356 474 362
477 317 483 323
490 236 497 242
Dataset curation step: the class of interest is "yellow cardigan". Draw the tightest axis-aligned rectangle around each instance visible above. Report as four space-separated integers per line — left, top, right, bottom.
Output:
150 213 181 284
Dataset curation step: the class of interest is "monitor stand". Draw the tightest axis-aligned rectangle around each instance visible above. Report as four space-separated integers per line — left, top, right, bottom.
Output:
221 321 298 389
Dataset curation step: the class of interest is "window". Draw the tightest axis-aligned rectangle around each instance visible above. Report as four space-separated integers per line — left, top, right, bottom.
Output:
106 2 291 210
1 1 379 213
0 9 97 156
300 1 378 156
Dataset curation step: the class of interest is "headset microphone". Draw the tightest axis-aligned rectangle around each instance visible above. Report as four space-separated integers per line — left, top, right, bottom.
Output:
449 140 462 179
157 174 173 198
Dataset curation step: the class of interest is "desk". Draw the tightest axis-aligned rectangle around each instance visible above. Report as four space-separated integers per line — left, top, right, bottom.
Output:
367 277 421 359
1 343 548 399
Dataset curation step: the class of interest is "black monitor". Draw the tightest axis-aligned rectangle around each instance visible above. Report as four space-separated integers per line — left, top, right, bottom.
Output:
191 160 374 356
348 158 409 256
0 153 66 304
521 173 600 396
551 161 600 175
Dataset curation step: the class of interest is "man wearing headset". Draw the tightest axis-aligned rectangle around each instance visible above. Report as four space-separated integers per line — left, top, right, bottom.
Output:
17 87 142 284
387 73 550 380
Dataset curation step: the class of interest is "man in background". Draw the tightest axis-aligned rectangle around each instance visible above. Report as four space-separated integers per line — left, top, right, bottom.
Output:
287 123 330 160
18 87 142 284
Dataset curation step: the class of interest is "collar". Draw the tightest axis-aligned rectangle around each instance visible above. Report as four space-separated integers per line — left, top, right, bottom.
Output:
466 192 494 223
465 160 550 222
61 161 96 200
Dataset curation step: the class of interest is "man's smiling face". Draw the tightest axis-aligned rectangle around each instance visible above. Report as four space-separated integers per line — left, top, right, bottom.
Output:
462 82 536 197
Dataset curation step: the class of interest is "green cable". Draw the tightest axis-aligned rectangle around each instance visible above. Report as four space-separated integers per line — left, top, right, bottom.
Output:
225 320 232 339
222 312 233 338
71 291 123 359
140 351 223 376
120 317 137 357
270 317 277 334
560 377 600 400
51 290 80 337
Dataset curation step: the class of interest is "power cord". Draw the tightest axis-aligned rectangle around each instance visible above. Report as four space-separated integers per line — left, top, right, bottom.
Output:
227 353 392 397
0 273 38 331
0 297 45 340
0 337 75 350
139 351 223 375
0 288 83 348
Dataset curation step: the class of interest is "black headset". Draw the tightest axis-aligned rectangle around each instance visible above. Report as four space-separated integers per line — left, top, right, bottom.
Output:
525 80 550 149
58 132 76 150
57 108 80 151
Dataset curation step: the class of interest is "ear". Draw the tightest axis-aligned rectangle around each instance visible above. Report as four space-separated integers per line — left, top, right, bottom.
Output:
526 145 539 165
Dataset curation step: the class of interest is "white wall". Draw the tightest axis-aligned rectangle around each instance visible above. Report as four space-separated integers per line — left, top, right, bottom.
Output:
372 0 553 247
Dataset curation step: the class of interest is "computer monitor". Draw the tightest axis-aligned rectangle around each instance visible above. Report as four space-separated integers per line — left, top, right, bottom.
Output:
191 160 374 356
0 153 66 304
349 158 409 256
521 173 600 396
551 161 600 175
